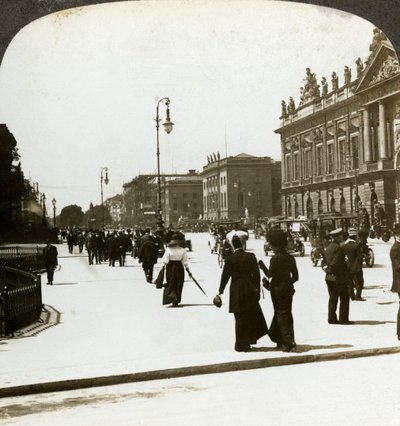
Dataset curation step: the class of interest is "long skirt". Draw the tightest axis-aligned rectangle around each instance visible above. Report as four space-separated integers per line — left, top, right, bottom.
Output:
162 261 185 305
234 303 268 347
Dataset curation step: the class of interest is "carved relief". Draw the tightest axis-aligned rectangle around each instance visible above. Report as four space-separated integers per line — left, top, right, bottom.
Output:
370 55 400 86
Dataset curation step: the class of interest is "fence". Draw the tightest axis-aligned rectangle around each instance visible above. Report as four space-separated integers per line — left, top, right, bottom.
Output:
0 266 42 336
0 245 45 272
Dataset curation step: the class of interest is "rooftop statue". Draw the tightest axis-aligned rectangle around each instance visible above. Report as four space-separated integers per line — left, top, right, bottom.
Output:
356 58 364 79
321 77 328 96
344 66 352 85
331 71 339 91
288 97 296 114
281 100 288 118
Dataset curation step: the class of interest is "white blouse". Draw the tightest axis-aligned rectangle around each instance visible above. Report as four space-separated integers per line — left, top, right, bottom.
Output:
162 246 189 267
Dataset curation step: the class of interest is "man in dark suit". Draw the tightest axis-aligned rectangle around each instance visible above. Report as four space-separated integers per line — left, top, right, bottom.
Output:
390 223 400 340
218 235 268 352
324 228 352 324
343 228 365 301
139 235 159 283
43 240 58 285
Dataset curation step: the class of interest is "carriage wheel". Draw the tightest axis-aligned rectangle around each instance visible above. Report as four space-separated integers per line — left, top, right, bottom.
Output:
365 248 375 267
218 252 224 268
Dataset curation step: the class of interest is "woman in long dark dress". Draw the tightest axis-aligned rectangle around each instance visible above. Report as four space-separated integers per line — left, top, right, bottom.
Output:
218 235 268 352
162 234 189 307
260 229 299 352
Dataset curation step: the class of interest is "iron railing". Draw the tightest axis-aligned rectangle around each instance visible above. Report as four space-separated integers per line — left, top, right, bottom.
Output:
0 245 45 272
0 266 42 336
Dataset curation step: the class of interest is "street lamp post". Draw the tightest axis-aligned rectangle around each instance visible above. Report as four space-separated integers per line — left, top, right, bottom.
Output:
100 167 109 229
41 193 47 224
52 197 56 227
155 97 174 230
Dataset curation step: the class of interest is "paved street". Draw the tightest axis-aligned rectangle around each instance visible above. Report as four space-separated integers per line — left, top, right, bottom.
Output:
2 353 400 425
0 233 399 393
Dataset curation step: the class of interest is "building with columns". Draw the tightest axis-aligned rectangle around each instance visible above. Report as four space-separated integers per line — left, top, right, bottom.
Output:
202 152 281 223
276 28 400 225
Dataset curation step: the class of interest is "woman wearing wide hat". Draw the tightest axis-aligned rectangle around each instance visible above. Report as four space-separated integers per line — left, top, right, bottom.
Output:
162 233 189 307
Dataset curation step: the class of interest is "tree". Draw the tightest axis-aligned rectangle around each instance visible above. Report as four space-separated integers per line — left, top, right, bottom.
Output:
59 204 84 228
84 204 111 229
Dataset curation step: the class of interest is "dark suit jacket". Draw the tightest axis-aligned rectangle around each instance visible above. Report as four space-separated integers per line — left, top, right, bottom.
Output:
325 241 349 284
390 239 400 293
342 240 363 274
219 249 260 313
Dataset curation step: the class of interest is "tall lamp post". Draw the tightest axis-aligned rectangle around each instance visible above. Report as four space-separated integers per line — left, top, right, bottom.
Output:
155 97 174 229
41 193 46 224
100 167 109 229
52 197 56 227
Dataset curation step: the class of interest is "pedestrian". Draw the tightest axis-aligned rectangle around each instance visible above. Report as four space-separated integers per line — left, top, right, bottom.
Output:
107 232 119 267
260 229 298 352
217 235 268 352
343 228 365 301
324 228 353 325
162 233 190 307
66 232 74 254
43 240 58 285
390 223 400 341
139 234 159 283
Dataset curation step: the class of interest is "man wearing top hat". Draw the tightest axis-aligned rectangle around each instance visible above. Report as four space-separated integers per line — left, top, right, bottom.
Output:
390 223 400 340
324 228 353 324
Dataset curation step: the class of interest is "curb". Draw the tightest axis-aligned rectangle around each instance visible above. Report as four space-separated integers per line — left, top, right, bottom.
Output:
1 346 400 398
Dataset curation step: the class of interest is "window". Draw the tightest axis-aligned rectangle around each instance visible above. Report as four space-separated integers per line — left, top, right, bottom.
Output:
316 145 323 176
304 150 311 177
173 203 178 211
327 143 334 174
238 192 244 208
192 193 197 199
293 152 299 180
285 155 291 181
338 138 346 171
351 136 359 169
224 192 227 208
183 193 188 198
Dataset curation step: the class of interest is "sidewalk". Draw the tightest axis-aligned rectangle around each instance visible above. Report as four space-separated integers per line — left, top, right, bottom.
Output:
0 234 399 397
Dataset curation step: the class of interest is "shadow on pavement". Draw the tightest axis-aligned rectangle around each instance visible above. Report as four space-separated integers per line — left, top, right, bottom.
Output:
52 282 79 286
292 343 353 353
171 303 215 307
364 285 387 290
353 320 395 325
376 301 397 305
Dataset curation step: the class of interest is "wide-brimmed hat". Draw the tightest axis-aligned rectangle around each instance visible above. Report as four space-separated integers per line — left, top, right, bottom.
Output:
329 228 344 237
168 233 185 246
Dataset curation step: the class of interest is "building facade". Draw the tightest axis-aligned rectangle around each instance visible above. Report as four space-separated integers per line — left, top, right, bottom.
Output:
276 29 400 225
202 152 281 223
122 171 202 228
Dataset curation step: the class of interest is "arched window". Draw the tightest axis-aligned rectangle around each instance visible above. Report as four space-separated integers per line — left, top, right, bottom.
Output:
287 198 292 217
330 197 336 213
318 198 323 214
294 201 299 218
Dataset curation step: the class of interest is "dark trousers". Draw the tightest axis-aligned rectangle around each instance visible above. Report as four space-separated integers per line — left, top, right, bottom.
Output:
88 250 94 265
326 280 350 322
46 264 55 284
142 262 155 282
120 250 126 266
351 271 364 298
68 244 73 254
269 284 295 348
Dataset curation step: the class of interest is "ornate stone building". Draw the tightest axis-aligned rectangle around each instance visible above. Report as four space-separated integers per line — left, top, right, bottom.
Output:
276 29 400 225
202 153 281 223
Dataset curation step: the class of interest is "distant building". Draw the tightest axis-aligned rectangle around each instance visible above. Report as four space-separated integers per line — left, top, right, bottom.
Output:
201 152 281 223
163 171 203 226
276 29 400 224
122 170 202 228
104 194 124 227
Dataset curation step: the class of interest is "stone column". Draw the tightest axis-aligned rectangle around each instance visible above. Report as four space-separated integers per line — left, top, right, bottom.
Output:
378 101 388 159
362 108 371 162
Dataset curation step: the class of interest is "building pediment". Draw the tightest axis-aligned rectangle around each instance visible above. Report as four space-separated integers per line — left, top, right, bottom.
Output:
354 41 400 93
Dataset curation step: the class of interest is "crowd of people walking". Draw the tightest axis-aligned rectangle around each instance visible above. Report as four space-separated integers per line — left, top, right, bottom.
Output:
52 219 400 353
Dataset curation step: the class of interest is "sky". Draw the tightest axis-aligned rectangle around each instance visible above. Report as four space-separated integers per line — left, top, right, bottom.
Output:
0 0 376 213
